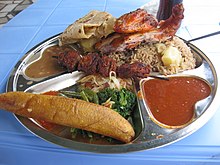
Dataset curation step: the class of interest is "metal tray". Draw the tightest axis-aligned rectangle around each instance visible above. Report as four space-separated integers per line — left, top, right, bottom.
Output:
6 34 218 153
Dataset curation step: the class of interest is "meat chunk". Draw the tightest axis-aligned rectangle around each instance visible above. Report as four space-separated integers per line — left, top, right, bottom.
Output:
95 33 122 54
117 62 151 78
78 53 101 74
78 53 117 77
95 4 184 54
98 56 117 77
57 49 150 79
58 50 81 72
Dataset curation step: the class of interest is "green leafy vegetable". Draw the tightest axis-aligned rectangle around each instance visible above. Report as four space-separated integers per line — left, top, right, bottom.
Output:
82 88 99 104
58 91 81 98
70 128 93 139
61 87 136 142
59 88 99 104
97 88 136 119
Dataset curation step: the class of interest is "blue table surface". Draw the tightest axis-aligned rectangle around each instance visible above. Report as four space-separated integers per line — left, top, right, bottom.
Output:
0 0 220 164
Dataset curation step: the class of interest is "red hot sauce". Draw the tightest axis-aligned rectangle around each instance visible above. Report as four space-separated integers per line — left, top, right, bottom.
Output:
142 77 211 127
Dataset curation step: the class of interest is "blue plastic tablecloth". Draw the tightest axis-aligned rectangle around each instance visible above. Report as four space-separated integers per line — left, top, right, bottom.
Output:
0 0 220 164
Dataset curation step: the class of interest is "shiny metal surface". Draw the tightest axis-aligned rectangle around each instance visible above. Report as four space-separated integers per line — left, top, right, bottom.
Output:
6 34 218 153
24 72 85 93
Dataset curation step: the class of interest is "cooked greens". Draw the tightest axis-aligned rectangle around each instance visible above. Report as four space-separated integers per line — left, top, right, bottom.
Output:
59 88 99 104
60 87 136 142
97 88 136 119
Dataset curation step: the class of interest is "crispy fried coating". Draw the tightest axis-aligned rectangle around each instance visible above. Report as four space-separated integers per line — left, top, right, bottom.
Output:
0 92 135 143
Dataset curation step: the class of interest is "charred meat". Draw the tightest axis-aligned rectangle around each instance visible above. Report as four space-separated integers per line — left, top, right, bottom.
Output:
78 53 117 77
58 50 81 72
98 55 117 77
78 53 101 75
117 62 151 78
58 50 150 78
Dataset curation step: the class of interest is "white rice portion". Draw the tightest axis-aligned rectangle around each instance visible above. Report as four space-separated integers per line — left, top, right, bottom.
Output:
108 36 196 75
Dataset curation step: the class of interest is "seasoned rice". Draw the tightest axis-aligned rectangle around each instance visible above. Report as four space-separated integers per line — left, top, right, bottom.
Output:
108 36 196 75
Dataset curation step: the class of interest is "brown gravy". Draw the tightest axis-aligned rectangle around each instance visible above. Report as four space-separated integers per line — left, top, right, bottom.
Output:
25 45 72 78
142 77 211 127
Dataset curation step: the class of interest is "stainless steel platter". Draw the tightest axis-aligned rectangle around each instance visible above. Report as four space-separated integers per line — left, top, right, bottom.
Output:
6 34 218 153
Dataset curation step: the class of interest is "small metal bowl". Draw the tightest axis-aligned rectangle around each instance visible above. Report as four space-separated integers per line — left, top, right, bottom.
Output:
139 75 212 129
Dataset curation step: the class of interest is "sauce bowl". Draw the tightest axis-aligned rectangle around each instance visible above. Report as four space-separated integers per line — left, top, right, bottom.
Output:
139 75 212 129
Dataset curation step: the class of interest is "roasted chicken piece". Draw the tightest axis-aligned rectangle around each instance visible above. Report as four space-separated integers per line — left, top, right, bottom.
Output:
95 4 184 54
94 33 122 54
155 3 184 40
114 8 158 33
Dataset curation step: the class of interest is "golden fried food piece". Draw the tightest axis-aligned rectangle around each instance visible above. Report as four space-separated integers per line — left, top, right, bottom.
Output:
0 92 135 143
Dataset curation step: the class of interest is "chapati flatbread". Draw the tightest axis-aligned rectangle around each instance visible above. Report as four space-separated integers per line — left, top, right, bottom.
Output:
59 10 116 46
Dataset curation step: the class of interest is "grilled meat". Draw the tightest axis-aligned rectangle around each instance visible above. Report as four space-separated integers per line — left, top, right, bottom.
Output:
117 62 150 78
114 8 158 33
58 50 81 72
58 50 150 78
95 4 184 54
98 55 117 77
78 53 101 74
